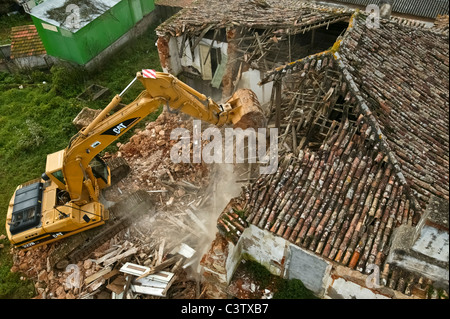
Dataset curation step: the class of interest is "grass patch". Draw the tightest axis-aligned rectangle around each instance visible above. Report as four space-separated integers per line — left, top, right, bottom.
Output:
241 258 318 299
0 24 163 298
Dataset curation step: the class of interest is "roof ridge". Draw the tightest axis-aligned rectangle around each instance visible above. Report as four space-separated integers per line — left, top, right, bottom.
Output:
332 14 422 214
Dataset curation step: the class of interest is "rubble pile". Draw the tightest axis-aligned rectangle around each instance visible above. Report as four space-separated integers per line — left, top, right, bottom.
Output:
103 110 211 207
11 216 206 299
10 110 222 299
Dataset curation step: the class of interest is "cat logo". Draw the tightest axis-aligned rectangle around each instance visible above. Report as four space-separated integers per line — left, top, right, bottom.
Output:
101 118 140 136
112 123 127 135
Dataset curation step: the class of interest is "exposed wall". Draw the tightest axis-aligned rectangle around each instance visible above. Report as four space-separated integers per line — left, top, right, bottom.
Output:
13 54 56 69
201 225 419 299
386 196 449 289
287 244 332 296
157 32 274 105
237 225 289 277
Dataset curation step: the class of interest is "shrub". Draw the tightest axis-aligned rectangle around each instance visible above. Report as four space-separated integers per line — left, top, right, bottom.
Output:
273 278 318 299
50 64 86 97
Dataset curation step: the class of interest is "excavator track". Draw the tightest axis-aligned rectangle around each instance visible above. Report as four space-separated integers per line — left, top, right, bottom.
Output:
50 190 154 270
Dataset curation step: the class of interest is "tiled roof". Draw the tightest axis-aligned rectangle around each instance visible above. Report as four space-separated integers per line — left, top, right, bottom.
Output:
218 12 449 296
325 0 449 19
244 118 418 268
262 14 449 211
156 0 354 36
338 15 449 210
10 25 46 59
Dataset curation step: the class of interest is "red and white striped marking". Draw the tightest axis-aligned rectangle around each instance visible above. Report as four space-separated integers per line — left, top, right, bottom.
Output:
142 69 157 79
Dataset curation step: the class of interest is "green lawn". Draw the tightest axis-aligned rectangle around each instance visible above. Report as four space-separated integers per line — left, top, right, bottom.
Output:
0 24 162 299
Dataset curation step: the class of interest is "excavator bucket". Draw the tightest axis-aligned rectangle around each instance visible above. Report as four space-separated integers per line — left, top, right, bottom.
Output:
224 89 266 130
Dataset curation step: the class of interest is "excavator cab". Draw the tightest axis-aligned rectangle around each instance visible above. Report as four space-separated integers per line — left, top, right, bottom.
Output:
9 182 43 236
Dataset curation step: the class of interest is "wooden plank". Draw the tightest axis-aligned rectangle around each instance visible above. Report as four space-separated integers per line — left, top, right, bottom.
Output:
185 208 209 234
190 25 213 52
103 247 138 267
177 243 196 258
254 32 268 70
103 268 120 281
156 239 165 266
84 266 112 285
275 81 282 130
94 247 121 265
106 275 126 294
122 275 133 299
203 28 219 65
131 285 166 297
107 283 124 295
211 52 228 88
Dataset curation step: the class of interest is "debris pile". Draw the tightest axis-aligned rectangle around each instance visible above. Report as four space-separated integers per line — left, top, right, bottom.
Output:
10 110 228 299
11 217 205 299
103 110 211 208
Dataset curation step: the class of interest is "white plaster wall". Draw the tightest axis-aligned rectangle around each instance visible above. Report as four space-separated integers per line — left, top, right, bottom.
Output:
288 243 332 296
392 253 449 283
225 240 242 284
412 225 449 263
326 277 391 299
234 225 289 277
14 55 49 69
236 68 273 109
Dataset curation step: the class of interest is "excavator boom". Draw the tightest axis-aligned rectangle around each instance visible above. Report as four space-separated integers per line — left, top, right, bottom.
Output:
5 70 265 257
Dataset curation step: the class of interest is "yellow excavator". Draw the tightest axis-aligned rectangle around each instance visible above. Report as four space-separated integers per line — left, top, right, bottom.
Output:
5 70 265 269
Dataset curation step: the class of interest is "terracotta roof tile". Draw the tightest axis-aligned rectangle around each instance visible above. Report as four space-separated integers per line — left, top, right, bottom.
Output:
216 11 448 296
10 25 46 59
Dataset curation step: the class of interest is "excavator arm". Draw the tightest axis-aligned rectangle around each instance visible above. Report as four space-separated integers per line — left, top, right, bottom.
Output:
6 70 264 251
61 71 264 205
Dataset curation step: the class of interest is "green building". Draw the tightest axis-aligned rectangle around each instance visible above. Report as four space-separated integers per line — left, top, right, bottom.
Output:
30 0 155 65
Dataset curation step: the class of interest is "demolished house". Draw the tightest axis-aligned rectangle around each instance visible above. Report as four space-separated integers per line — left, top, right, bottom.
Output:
155 0 354 104
9 1 448 300
196 7 449 298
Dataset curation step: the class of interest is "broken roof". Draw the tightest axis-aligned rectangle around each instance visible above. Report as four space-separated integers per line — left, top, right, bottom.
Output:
218 11 449 295
10 25 46 59
262 13 449 211
156 0 354 37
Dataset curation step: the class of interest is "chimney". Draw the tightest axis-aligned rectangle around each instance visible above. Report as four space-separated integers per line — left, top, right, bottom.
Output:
379 0 393 19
